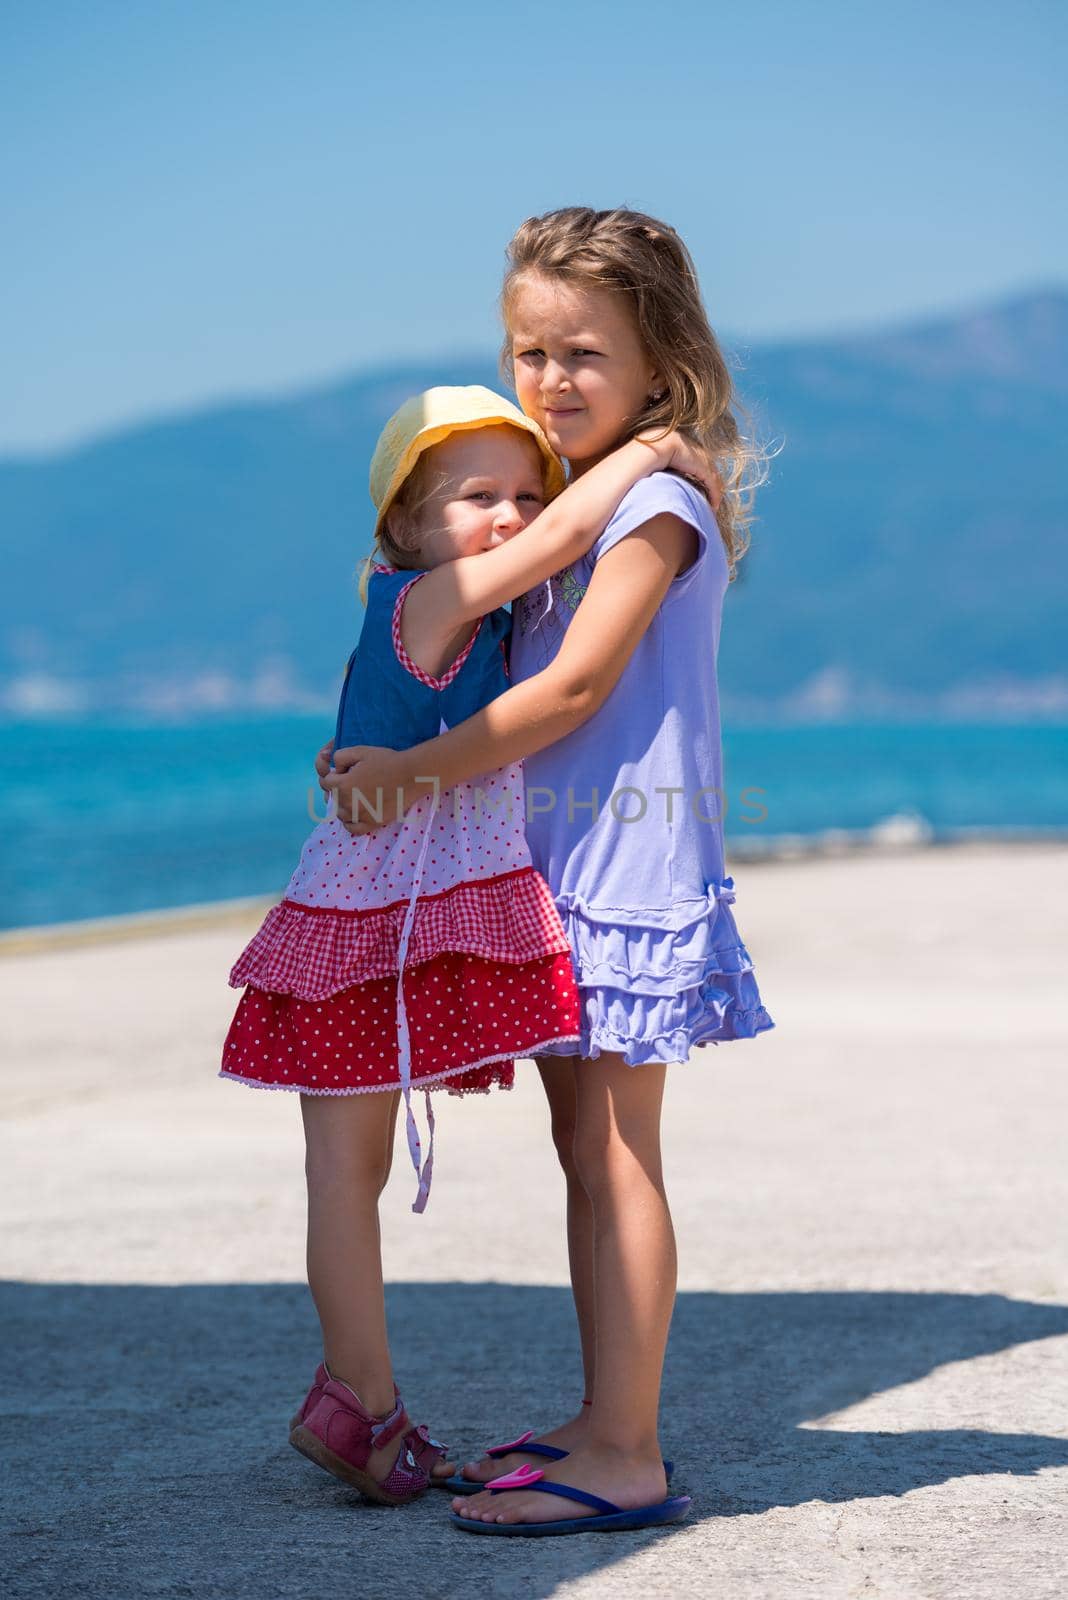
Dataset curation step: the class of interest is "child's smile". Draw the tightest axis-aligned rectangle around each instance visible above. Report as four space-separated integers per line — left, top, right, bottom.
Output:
400 427 547 567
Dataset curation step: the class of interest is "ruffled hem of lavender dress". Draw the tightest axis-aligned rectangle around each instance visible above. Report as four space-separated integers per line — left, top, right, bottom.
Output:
536 876 775 1067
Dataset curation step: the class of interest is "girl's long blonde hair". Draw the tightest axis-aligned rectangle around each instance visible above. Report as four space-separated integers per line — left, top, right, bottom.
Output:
500 206 768 579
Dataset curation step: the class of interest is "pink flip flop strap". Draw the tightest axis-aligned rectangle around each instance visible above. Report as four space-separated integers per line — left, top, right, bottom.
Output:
486 1428 535 1456
486 1463 545 1490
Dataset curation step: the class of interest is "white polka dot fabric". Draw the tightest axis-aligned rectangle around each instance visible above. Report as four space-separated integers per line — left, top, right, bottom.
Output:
287 765 530 912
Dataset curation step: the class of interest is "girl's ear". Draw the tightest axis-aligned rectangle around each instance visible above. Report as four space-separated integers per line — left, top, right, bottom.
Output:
647 368 668 405
385 502 416 553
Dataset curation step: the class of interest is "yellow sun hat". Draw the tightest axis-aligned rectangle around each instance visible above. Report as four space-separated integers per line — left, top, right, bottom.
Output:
369 384 566 536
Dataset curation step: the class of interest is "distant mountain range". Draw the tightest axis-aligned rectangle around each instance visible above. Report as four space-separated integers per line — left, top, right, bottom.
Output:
2 287 1066 721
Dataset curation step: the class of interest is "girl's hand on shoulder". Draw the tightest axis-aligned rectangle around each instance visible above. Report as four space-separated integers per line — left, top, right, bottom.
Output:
636 428 723 511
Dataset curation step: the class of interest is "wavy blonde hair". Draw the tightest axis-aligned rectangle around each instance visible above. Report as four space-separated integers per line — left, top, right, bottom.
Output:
500 206 768 579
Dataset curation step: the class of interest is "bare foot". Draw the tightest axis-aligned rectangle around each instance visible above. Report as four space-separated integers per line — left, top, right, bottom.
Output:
452 1441 667 1526
458 1407 590 1485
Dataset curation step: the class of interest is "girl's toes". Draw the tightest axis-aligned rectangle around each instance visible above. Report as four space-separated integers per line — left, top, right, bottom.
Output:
458 1489 495 1518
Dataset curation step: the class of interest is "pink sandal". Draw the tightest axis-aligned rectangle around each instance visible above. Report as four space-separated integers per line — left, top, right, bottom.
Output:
290 1365 452 1498
402 1417 451 1481
290 1378 430 1505
289 1361 331 1434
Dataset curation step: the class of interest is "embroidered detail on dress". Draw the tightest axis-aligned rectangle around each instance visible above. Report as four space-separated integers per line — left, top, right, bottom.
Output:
556 568 588 613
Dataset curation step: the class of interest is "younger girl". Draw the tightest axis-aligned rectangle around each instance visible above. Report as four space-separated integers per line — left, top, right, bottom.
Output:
221 383 709 1507
323 208 775 1534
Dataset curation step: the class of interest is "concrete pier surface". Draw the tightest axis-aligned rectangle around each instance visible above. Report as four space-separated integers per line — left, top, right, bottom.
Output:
3 841 1067 1598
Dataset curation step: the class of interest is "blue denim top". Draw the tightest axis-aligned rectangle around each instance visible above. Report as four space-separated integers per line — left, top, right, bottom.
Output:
333 566 512 752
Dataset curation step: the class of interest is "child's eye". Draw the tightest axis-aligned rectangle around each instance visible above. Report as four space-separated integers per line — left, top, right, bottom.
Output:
466 491 493 501
572 347 600 358
519 493 545 504
516 348 544 361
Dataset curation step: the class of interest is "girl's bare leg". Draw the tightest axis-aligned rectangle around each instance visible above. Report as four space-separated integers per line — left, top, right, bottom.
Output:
301 1088 399 1415
456 1052 675 1523
537 1056 598 1408
459 1055 595 1482
301 1088 456 1480
576 1055 674 1460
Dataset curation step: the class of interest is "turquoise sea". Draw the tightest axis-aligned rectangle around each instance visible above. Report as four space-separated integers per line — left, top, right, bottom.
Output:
2 717 1067 932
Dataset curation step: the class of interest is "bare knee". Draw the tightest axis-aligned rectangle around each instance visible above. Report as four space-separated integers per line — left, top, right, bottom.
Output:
303 1120 392 1202
572 1124 665 1206
536 1057 582 1184
301 1092 398 1202
570 1055 668 1204
549 1110 581 1184
571 1124 610 1200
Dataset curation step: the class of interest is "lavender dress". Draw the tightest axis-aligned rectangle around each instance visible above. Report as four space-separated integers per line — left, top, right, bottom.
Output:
510 472 774 1066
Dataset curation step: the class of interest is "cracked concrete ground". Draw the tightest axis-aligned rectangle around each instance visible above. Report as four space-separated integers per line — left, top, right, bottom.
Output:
2 841 1067 1598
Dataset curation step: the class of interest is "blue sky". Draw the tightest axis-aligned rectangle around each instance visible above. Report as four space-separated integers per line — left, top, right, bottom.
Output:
2 0 1065 453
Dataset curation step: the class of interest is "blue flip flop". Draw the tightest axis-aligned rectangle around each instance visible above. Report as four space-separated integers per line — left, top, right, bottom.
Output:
442 1429 674 1495
450 1462 690 1536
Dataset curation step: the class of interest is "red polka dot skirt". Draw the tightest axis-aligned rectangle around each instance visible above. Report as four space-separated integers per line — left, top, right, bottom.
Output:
221 948 579 1096
221 862 581 1097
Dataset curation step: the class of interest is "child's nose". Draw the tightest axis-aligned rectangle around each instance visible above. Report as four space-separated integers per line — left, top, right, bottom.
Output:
493 500 524 533
541 358 569 394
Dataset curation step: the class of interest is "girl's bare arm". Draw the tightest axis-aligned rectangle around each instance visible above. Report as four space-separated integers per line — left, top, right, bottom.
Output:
402 432 717 661
324 514 699 828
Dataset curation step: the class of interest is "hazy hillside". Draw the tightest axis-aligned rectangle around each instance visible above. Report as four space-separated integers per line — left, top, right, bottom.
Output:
2 288 1066 720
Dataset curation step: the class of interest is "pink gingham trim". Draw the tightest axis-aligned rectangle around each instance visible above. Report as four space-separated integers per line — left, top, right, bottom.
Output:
392 572 484 690
228 865 572 1003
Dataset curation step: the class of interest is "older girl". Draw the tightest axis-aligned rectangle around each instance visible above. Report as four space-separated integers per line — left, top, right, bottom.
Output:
324 208 773 1534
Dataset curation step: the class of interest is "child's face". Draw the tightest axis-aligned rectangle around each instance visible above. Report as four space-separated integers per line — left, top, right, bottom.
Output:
409 426 547 567
509 273 661 473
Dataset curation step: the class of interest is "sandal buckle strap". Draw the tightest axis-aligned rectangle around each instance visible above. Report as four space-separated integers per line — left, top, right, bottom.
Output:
369 1402 411 1450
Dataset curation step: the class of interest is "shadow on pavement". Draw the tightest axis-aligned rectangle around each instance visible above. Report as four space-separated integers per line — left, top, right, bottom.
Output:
3 1281 1067 1598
